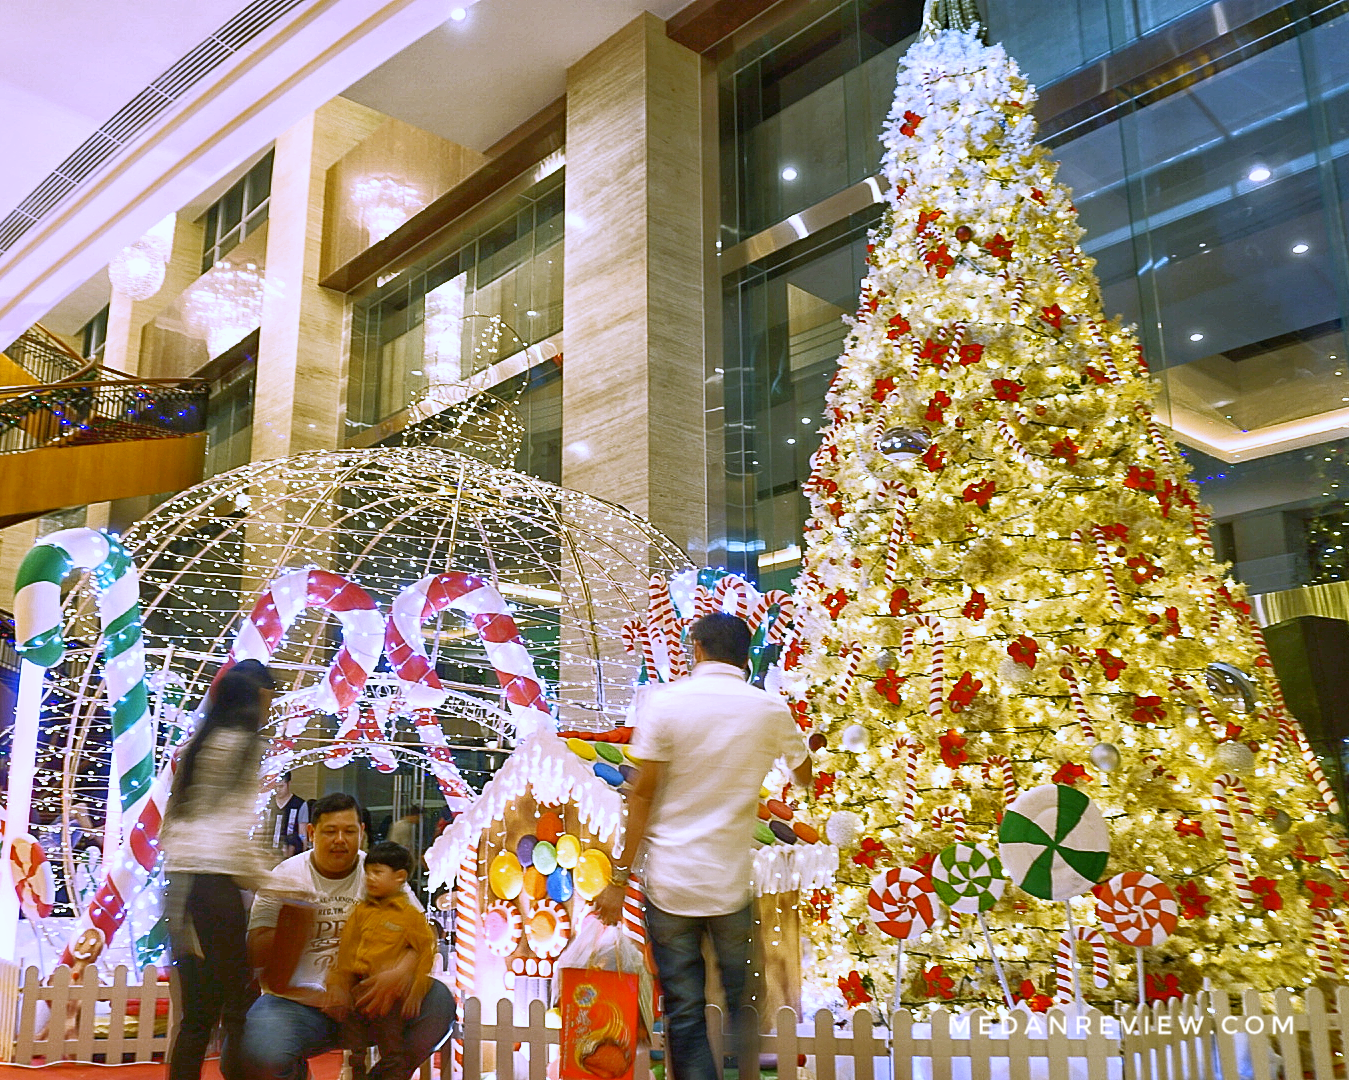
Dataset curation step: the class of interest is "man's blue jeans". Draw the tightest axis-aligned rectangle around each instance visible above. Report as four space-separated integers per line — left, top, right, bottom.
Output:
644 902 754 1080
239 981 454 1080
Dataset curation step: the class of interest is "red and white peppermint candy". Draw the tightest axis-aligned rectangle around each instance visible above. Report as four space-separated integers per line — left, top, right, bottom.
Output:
867 866 942 941
386 572 551 736
228 569 384 714
10 834 54 918
483 900 523 957
525 899 571 959
1092 871 1178 947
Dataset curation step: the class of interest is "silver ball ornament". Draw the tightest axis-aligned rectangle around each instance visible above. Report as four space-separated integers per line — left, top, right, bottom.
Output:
825 810 863 848
877 427 931 463
1215 741 1256 776
841 724 871 753
1089 742 1121 772
1268 808 1292 834
874 650 897 672
1204 663 1256 715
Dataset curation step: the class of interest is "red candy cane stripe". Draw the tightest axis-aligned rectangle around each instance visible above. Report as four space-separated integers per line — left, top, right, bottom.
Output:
454 849 479 1080
837 644 863 705
763 591 795 644
884 487 909 589
981 756 1017 805
900 625 916 661
1059 664 1098 742
713 574 755 620
896 737 924 837
1088 526 1124 612
1136 406 1177 467
1008 277 1027 322
1048 252 1073 288
1312 912 1338 977
1056 926 1111 998
1169 678 1224 740
386 572 552 735
648 575 688 680
919 617 945 723
929 806 966 841
1212 774 1255 905
997 418 1037 471
1082 319 1121 382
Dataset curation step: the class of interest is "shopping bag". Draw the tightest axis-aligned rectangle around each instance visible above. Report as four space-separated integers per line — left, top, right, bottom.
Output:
554 913 656 1036
559 965 640 1080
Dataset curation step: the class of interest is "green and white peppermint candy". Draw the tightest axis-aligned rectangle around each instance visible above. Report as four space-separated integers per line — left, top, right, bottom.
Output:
931 842 1006 913
15 528 153 824
998 784 1110 900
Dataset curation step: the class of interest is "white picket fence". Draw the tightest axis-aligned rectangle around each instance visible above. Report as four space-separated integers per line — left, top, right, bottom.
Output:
9 963 174 1064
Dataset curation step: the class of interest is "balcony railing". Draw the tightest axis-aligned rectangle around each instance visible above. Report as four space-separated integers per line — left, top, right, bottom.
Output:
0 378 208 456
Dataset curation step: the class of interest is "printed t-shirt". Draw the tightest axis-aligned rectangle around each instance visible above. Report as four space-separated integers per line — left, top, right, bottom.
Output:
249 850 418 997
629 660 809 917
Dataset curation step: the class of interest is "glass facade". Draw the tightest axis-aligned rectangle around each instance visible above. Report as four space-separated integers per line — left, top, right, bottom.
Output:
200 151 273 273
347 169 564 481
716 0 1349 601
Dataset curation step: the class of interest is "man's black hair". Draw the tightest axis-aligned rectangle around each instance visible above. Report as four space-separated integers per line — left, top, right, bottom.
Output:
311 791 361 826
228 658 276 689
689 612 752 668
365 841 413 875
280 770 293 782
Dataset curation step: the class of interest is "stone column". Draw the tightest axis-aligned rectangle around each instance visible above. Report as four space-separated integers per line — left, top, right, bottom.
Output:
562 13 708 561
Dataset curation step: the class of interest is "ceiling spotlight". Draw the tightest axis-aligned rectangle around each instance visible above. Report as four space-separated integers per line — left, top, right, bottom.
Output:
781 166 799 181
449 6 467 20
1190 333 1205 342
1292 243 1309 254
1248 164 1272 183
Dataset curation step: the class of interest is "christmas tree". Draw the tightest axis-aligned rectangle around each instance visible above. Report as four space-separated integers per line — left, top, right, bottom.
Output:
788 2 1349 1012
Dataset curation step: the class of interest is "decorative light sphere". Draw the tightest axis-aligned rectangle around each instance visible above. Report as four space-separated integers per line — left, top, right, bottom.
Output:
876 427 931 463
825 810 863 848
997 656 1033 685
841 724 871 753
1089 742 1121 772
1204 663 1256 715
1215 742 1256 776
108 241 166 301
1268 808 1292 834
873 650 896 671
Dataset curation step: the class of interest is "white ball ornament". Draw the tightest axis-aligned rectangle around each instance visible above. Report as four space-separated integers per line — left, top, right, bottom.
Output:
1089 743 1121 772
997 656 1033 686
874 650 897 672
825 811 863 849
1215 742 1255 776
841 725 871 753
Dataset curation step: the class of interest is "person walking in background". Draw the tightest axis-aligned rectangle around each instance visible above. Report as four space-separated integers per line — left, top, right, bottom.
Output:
266 771 310 855
596 613 811 1080
385 805 421 854
162 659 275 1080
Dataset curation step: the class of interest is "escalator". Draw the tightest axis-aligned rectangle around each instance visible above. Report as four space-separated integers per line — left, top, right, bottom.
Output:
0 326 208 528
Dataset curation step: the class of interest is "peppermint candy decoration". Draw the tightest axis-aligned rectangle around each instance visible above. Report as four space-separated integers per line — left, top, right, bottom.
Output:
10 834 54 918
999 784 1110 900
867 866 943 940
483 900 523 957
1092 871 1179 947
931 842 1006 914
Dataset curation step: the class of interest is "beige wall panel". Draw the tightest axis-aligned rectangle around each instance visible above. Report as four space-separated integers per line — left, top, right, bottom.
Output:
322 116 486 279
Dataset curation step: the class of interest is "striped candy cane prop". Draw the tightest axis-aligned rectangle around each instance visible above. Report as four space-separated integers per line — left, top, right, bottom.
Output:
1058 664 1098 742
929 806 966 841
1136 405 1177 467
917 617 946 723
649 574 688 680
982 756 1017 806
58 568 385 968
1312 912 1338 978
712 574 755 620
836 644 863 705
229 569 384 714
1085 527 1124 612
896 737 924 838
453 849 480 1080
413 711 474 807
9 528 152 961
1212 774 1255 906
1055 925 1110 1000
386 572 552 739
1169 678 1224 740
884 486 909 589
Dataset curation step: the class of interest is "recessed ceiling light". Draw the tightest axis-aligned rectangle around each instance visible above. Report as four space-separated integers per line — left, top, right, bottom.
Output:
781 166 798 181
526 310 539 317
1189 333 1204 342
1248 165 1272 183
787 438 796 444
801 417 812 424
449 7 467 20
1292 243 1310 254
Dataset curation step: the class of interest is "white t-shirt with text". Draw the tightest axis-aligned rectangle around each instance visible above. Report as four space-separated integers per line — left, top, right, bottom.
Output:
629 661 809 917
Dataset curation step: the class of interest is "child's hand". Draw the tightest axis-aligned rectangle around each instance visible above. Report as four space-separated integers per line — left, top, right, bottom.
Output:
401 984 426 1020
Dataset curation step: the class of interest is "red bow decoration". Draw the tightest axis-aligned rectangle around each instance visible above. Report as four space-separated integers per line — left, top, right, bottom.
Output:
822 589 849 619
983 234 1013 260
1052 761 1089 786
1145 973 1182 1002
921 965 956 1000
923 244 955 278
920 338 950 367
1252 877 1283 912
1007 635 1039 668
939 728 969 768
813 772 835 799
1306 880 1336 908
920 443 947 472
1014 979 1053 1012
808 889 832 923
925 390 952 424
789 700 810 730
1127 556 1163 584
1173 817 1205 839
899 111 924 138
889 587 921 615
991 378 1026 402
888 313 911 333
873 377 896 402
852 837 890 869
963 480 997 510
1131 694 1165 725
961 591 987 621
1095 649 1128 681
1176 881 1211 920
1051 436 1080 465
1040 304 1066 329
839 971 873 1007
874 669 905 705
949 672 983 713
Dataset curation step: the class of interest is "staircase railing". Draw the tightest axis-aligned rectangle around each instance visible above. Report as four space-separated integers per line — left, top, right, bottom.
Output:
1 324 97 385
0 378 208 456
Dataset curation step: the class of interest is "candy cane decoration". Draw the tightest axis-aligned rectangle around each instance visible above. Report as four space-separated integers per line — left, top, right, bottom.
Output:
896 737 924 837
1169 677 1224 740
1056 926 1110 998
713 574 755 620
453 849 480 1080
1212 774 1255 906
621 875 647 946
884 488 909 588
837 644 863 705
386 572 552 739
1081 318 1121 382
1007 276 1027 322
918 617 945 723
649 574 688 680
1312 912 1338 978
1136 405 1177 467
58 568 385 967
929 806 966 841
996 418 1038 472
1059 664 1098 742
982 756 1017 806
761 592 796 644
1086 526 1124 612
1048 251 1074 289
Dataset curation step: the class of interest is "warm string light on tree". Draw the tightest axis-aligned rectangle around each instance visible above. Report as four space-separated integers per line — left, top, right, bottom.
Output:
786 21 1349 1014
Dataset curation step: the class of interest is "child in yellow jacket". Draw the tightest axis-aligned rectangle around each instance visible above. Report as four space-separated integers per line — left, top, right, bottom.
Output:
326 842 436 1080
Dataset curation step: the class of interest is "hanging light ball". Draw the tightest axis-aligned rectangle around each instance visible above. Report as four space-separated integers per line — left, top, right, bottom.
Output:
1204 663 1256 715
1215 741 1256 776
1267 808 1292 834
825 810 863 848
1089 742 1121 772
108 240 166 302
841 724 871 753
808 732 827 752
874 650 897 672
877 427 931 464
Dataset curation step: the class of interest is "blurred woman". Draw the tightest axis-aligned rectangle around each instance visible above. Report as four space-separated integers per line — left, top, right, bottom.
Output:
161 659 274 1080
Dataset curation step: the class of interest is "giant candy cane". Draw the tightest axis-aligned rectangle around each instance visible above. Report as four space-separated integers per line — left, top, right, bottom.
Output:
1055 925 1110 999
453 849 480 1080
8 529 153 961
58 569 385 966
385 572 552 744
1212 774 1255 906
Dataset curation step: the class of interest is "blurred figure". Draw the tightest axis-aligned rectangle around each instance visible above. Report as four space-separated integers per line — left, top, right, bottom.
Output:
162 659 274 1080
265 772 310 855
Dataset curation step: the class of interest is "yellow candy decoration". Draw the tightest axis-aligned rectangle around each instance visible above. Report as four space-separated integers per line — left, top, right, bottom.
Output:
489 851 524 899
573 849 612 900
556 833 581 869
567 738 598 761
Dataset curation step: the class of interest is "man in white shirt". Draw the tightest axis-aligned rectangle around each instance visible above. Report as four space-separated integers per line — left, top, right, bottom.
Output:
597 613 811 1080
238 792 453 1080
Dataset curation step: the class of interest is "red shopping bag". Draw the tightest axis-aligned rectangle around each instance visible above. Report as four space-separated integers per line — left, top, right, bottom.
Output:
559 966 640 1080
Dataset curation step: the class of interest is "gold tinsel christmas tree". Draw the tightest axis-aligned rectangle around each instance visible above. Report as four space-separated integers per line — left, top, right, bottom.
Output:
787 4 1349 1013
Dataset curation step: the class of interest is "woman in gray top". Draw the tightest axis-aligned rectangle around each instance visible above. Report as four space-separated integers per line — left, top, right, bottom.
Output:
161 659 273 1080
